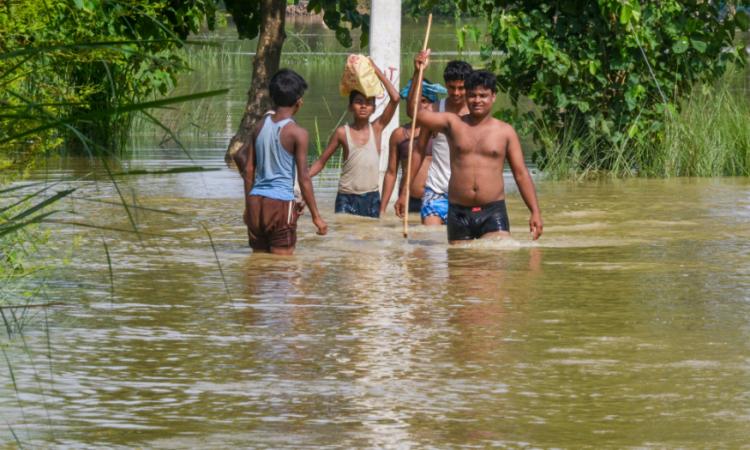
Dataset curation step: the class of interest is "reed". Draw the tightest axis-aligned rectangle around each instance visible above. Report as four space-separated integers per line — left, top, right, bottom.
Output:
533 66 750 179
641 68 750 177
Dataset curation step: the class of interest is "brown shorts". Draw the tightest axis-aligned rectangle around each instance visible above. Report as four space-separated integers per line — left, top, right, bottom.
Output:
244 195 298 251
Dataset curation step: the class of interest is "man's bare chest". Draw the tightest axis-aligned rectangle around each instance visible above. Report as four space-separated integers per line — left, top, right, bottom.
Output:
451 133 506 160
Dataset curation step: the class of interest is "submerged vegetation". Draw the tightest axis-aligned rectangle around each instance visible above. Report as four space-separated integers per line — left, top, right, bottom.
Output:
0 0 220 170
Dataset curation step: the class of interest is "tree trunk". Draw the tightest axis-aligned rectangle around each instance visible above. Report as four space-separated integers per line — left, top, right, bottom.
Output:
224 0 287 167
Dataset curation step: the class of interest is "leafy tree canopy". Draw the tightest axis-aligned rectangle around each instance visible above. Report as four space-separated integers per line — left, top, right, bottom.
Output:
449 0 750 174
224 0 370 47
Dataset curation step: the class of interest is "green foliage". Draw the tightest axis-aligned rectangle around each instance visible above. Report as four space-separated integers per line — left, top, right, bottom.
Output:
645 68 750 177
460 0 750 175
224 0 369 47
0 0 218 166
403 0 483 18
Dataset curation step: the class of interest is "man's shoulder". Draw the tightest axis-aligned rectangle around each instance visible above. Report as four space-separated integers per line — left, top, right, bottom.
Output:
489 117 517 134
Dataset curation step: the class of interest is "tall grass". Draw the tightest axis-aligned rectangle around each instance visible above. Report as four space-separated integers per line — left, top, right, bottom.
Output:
641 69 750 177
533 66 750 179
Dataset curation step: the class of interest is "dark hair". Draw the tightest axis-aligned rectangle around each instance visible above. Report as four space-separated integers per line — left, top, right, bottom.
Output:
269 69 308 107
464 70 498 93
348 89 374 105
443 60 473 83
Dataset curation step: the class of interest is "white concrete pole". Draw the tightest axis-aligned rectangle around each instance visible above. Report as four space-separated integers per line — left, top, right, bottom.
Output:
369 0 401 179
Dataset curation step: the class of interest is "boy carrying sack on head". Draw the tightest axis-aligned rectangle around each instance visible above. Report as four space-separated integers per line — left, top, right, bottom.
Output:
309 56 400 218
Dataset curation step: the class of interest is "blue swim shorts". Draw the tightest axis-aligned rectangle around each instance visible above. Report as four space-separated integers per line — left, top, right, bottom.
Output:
335 190 381 218
421 186 448 222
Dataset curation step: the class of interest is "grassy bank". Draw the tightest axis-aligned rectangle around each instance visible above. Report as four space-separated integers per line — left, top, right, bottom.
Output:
534 65 750 179
642 68 750 177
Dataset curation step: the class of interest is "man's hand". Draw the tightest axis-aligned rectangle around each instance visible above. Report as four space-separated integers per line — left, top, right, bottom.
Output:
529 212 543 240
414 49 431 71
313 216 328 236
394 195 406 218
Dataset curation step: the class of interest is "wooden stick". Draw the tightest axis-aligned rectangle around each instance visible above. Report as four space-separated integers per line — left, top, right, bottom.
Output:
403 13 433 238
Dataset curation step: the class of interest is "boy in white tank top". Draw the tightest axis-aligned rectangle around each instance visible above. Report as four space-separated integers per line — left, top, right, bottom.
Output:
310 58 400 218
403 59 473 225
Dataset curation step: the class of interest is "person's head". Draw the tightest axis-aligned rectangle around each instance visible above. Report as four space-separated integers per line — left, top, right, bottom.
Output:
348 90 376 121
464 70 497 117
269 69 307 111
443 60 473 105
400 78 446 112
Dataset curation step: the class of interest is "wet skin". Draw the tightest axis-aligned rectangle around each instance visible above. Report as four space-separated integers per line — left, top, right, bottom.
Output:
408 50 543 240
309 58 400 179
404 56 471 226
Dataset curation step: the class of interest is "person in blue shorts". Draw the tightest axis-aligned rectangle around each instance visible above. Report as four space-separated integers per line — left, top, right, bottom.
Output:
405 59 473 225
380 78 446 217
409 51 543 243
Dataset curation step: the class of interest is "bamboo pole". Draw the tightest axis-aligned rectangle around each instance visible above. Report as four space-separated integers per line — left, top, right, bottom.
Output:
403 13 433 238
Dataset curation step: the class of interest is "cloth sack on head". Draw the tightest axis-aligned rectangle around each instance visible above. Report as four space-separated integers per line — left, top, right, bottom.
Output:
399 79 447 104
339 54 384 98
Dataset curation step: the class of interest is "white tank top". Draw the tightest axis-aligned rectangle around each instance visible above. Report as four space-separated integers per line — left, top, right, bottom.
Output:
425 99 451 194
338 124 380 194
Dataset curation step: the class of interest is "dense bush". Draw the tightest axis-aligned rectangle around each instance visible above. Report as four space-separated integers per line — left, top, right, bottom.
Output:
0 0 218 169
458 1 750 176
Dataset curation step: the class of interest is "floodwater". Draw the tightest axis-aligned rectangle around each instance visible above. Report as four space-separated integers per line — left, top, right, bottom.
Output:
2 17 750 449
3 170 750 447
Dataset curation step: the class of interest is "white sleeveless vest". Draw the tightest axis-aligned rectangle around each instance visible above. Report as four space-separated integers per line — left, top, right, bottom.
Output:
425 99 451 194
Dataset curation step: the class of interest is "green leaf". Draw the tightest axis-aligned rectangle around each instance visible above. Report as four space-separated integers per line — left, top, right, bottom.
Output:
736 11 750 32
588 60 599 76
619 1 640 25
690 39 707 53
456 27 466 51
620 3 632 25
335 27 352 48
672 38 689 54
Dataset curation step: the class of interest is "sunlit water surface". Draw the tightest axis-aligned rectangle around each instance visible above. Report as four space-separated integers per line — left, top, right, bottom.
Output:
2 166 750 448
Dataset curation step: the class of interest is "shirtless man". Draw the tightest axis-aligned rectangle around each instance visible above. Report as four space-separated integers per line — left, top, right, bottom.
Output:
398 59 473 225
409 51 543 243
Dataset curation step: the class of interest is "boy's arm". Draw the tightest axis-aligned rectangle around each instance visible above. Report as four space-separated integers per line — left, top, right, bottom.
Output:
309 128 342 177
369 58 400 130
380 129 402 217
506 126 543 240
293 127 328 235
408 129 430 198
406 49 438 118
241 137 256 197
406 50 453 134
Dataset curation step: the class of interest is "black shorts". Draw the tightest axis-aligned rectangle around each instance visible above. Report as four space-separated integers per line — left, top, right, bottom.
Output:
408 196 422 213
447 200 510 241
335 191 381 218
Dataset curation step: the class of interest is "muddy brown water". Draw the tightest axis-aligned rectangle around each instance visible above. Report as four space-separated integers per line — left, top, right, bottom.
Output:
3 168 750 447
3 17 750 449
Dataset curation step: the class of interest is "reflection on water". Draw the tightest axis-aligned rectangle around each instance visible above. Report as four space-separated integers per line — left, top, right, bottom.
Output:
2 170 750 447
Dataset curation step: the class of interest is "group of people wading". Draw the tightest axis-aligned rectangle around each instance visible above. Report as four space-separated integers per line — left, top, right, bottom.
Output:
235 50 543 255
